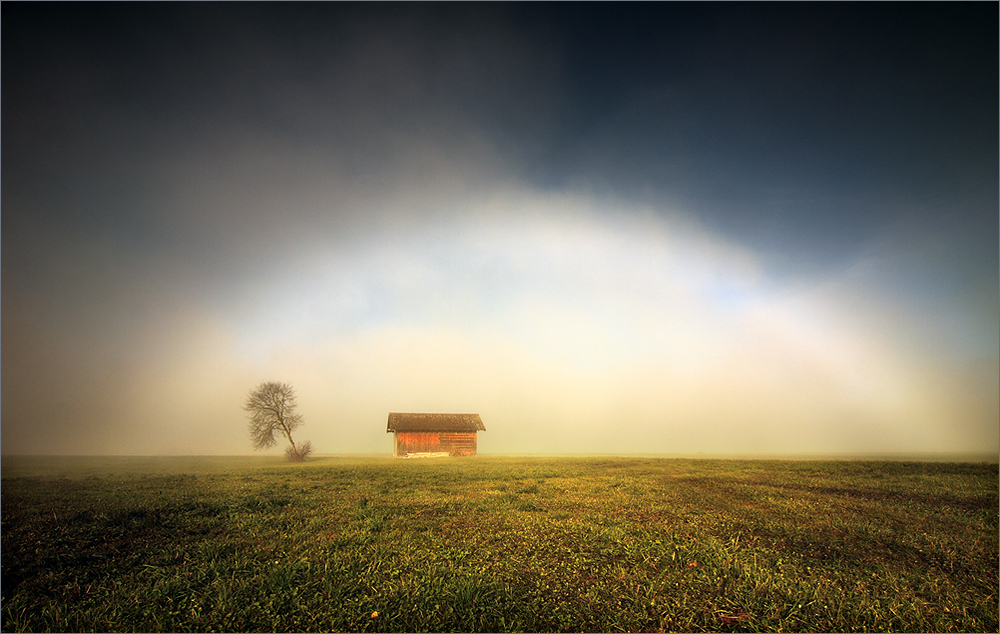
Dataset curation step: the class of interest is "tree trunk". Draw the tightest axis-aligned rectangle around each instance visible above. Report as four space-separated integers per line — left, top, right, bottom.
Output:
280 421 302 461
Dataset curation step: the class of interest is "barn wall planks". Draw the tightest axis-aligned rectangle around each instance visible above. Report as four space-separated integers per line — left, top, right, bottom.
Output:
394 431 477 457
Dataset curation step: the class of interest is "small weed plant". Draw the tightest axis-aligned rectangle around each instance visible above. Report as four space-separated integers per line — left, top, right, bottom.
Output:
2 456 996 632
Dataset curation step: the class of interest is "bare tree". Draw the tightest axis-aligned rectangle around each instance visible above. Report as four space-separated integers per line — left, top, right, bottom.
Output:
244 381 313 462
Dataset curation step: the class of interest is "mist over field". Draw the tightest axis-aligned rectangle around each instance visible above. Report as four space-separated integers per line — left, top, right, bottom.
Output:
3 4 997 457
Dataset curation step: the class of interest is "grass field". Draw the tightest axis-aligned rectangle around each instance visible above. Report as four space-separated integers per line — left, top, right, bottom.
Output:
2 455 996 632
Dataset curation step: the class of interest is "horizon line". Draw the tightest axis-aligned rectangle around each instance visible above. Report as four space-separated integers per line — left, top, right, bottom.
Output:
2 452 997 463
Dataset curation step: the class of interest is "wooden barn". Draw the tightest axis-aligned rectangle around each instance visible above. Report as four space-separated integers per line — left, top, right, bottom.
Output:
386 413 485 457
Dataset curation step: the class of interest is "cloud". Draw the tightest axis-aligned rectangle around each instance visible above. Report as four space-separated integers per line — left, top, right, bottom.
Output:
3 4 994 457
156 188 992 457
3 152 995 457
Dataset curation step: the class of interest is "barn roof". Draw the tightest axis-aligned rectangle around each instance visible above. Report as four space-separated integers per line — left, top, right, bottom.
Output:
386 413 486 433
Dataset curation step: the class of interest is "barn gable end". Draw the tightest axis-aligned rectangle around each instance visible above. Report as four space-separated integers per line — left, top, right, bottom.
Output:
386 413 485 457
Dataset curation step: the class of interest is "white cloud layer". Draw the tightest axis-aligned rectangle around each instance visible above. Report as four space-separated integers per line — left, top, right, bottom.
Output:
11 188 984 456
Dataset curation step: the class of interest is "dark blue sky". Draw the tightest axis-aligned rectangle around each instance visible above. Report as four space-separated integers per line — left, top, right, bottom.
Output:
6 3 996 267
3 3 997 456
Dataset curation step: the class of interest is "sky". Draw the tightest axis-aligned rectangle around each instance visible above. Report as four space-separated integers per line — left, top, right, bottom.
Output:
3 3 997 457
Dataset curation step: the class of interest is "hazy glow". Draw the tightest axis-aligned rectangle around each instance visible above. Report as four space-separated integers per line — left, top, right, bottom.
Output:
4 4 995 457
9 189 980 456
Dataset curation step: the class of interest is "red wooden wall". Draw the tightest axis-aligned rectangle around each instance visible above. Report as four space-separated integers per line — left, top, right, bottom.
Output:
394 431 477 457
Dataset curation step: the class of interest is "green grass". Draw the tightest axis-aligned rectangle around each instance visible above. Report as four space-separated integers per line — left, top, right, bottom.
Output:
2 455 996 632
